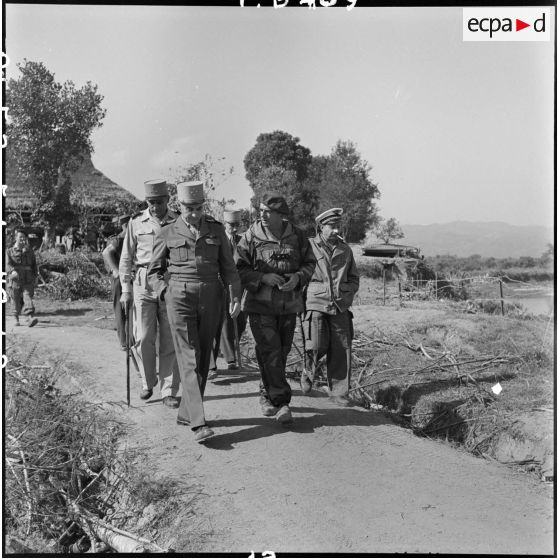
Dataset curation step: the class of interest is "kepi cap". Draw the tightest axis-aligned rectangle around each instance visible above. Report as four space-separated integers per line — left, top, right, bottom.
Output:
316 208 343 226
177 181 205 204
261 192 289 215
144 179 168 199
223 210 242 223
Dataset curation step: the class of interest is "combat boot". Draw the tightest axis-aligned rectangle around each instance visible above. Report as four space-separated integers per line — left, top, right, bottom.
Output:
260 399 280 417
275 405 294 426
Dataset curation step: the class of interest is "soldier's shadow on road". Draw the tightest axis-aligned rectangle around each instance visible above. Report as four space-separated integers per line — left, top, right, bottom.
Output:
208 372 261 387
36 308 91 317
203 406 393 451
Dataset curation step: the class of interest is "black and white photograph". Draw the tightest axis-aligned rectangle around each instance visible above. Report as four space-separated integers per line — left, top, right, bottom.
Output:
2 2 555 554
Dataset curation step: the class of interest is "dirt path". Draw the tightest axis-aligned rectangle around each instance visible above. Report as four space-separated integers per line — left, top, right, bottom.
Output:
8 313 554 554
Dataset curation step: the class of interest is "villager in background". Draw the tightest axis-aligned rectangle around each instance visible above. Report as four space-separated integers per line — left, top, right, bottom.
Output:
102 214 132 350
7 230 39 327
301 208 359 406
236 193 316 426
148 181 242 443
119 180 180 407
62 227 80 253
209 209 247 377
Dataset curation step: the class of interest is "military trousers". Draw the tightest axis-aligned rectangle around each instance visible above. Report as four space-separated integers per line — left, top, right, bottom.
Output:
166 279 224 429
111 276 126 349
212 286 247 366
132 269 179 397
249 312 296 408
10 281 35 317
302 310 353 397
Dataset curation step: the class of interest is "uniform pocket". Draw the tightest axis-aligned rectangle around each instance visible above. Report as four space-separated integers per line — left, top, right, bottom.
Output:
168 238 189 262
202 235 221 262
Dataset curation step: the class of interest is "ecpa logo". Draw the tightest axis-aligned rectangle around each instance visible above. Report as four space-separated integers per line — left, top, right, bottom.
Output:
463 8 551 41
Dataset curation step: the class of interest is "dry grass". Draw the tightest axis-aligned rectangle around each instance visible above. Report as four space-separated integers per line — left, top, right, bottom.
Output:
4 339 184 553
348 305 553 473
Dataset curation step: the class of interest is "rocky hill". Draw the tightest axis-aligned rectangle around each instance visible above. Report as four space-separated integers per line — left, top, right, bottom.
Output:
401 221 554 258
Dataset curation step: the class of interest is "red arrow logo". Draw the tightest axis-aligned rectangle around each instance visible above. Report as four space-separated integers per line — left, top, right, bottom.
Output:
516 19 530 31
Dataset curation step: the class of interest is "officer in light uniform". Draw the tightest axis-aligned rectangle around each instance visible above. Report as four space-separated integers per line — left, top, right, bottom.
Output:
235 193 316 426
119 179 180 407
301 208 360 405
209 209 247 374
147 181 242 443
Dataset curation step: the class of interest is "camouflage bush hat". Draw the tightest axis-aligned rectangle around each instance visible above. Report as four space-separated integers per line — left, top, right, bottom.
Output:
261 192 289 215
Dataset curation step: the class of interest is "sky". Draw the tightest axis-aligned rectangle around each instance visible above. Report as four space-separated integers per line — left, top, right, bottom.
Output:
3 4 555 227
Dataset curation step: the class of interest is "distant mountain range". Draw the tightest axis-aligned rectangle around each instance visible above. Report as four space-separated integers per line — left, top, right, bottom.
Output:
400 221 554 258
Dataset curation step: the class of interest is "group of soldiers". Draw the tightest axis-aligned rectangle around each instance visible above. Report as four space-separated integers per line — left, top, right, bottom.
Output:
102 179 360 443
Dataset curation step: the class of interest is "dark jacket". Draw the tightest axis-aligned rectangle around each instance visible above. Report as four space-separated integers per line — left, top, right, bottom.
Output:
235 220 316 315
7 244 38 286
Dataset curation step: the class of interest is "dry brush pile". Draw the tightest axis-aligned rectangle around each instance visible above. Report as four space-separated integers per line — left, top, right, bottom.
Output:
36 249 111 301
4 343 178 553
346 316 553 478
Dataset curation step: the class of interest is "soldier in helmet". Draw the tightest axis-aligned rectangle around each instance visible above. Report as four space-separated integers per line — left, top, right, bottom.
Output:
300 208 359 406
235 193 316 426
119 179 180 407
147 181 242 443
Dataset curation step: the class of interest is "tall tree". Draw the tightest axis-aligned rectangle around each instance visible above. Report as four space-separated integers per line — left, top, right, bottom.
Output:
373 217 405 244
244 130 318 232
314 140 380 242
6 60 106 247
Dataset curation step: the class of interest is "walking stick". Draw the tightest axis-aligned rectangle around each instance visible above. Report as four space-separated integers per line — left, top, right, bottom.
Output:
124 300 131 407
229 285 242 369
298 313 308 374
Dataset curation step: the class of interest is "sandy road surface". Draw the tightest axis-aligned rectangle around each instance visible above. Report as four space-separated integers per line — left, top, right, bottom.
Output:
8 315 554 554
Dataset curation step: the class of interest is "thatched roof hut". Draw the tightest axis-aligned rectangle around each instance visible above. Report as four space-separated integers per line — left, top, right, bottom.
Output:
5 153 140 215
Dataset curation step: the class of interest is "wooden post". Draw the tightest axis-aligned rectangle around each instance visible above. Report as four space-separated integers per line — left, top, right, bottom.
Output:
499 280 505 316
434 272 438 300
398 279 402 307
382 267 386 306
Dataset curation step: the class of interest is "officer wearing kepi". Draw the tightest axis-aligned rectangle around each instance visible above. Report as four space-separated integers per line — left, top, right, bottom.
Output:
301 208 359 405
119 179 180 407
236 193 316 426
211 209 247 373
147 181 242 443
